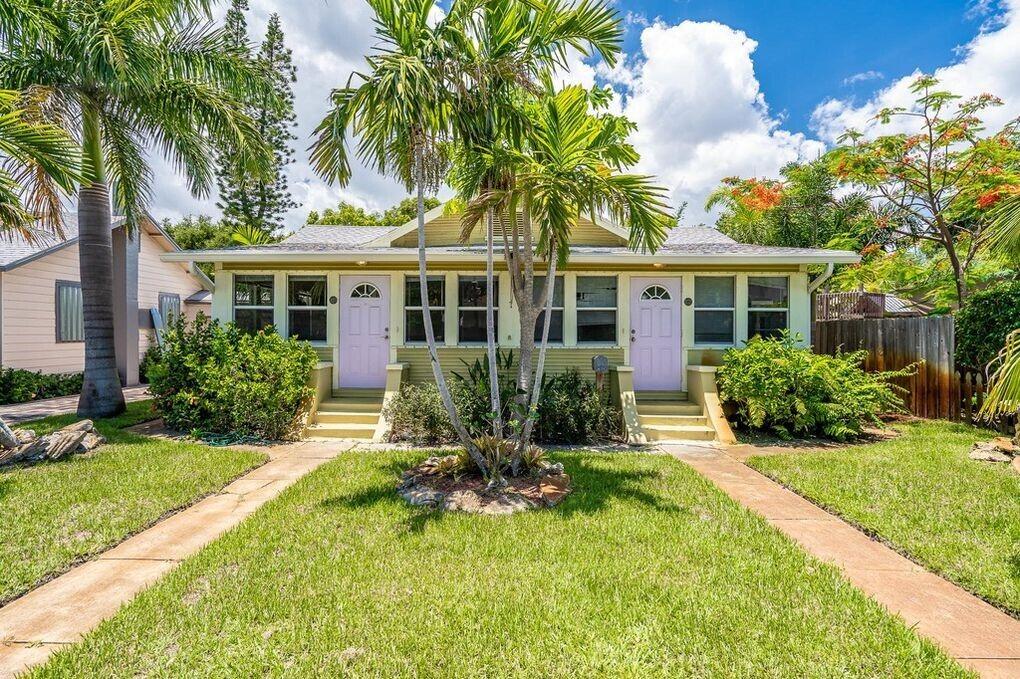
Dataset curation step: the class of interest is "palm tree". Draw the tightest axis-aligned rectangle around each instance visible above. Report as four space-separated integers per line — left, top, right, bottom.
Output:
461 83 671 468
2 0 274 417
0 88 82 240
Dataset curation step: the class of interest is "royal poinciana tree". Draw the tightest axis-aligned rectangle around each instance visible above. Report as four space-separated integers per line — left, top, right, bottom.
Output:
311 0 631 479
826 75 1020 306
458 83 670 472
215 0 298 236
1 0 274 417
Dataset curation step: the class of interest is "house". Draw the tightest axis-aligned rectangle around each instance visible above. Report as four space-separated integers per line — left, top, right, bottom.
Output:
163 205 858 442
0 214 212 385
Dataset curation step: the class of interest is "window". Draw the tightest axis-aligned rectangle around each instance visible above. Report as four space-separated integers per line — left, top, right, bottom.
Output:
234 274 274 334
694 276 735 345
576 276 617 343
748 276 789 340
405 275 445 343
640 285 671 301
351 282 380 298
158 292 181 325
533 275 564 342
55 281 84 343
458 275 497 343
288 276 327 342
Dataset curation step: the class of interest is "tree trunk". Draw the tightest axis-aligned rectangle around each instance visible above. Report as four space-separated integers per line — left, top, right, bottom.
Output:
485 209 502 437
513 199 536 432
77 106 125 418
413 152 485 473
518 249 558 457
0 417 17 450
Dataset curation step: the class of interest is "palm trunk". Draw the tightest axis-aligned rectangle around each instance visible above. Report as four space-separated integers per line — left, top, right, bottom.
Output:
77 107 125 418
485 209 502 437
413 152 485 473
518 247 558 455
513 199 536 432
0 417 17 449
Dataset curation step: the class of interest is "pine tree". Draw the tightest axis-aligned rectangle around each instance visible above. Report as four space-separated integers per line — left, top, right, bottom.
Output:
214 3 297 234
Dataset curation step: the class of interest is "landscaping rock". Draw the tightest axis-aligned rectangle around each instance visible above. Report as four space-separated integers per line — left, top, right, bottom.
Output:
45 430 89 460
62 419 95 433
539 475 572 506
79 432 106 452
1013 457 1020 475
535 461 564 477
443 489 536 515
969 442 1012 463
15 429 37 444
0 418 105 467
399 484 446 508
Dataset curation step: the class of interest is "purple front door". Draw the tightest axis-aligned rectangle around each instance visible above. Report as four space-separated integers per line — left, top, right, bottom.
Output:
339 276 390 388
630 278 682 391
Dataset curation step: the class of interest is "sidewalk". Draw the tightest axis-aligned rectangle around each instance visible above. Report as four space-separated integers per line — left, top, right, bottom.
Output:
662 443 1020 679
0 386 150 424
0 439 356 677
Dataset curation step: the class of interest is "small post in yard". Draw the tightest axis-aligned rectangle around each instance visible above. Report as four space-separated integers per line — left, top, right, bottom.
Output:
592 355 609 394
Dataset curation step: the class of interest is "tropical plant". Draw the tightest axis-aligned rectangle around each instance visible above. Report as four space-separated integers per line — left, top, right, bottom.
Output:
1 0 275 417
955 281 1020 372
307 196 440 225
825 75 1020 306
231 223 278 246
214 1 297 234
459 82 670 470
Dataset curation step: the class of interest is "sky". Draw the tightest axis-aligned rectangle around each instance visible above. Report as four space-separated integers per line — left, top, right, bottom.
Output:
148 0 1020 230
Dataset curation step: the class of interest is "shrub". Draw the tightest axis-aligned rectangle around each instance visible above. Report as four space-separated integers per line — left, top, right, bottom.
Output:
383 383 457 445
534 368 620 444
146 314 317 440
0 367 82 405
956 281 1020 372
717 332 906 440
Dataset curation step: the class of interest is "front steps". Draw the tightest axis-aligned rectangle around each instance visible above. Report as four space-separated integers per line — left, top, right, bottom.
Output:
305 389 383 440
635 391 716 442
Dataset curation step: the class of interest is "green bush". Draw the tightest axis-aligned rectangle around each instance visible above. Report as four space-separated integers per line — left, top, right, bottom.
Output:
146 314 317 440
0 367 82 405
956 281 1020 371
717 332 906 440
384 359 621 445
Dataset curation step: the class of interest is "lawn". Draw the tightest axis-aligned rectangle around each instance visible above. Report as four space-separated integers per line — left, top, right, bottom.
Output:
748 420 1020 615
0 401 266 604
34 451 964 677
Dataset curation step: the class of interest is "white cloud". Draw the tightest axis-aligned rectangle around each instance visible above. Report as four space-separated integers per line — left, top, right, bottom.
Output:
598 20 825 224
843 70 884 86
812 0 1020 143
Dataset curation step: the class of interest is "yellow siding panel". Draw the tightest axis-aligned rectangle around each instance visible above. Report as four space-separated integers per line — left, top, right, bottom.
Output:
395 346 625 385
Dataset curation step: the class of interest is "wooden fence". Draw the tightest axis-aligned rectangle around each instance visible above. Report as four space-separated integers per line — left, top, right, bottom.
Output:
814 316 955 419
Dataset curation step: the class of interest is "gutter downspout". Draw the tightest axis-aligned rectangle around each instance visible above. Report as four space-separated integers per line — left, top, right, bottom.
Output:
808 262 835 294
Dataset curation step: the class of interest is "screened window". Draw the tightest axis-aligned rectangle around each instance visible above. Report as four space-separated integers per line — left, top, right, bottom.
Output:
234 275 274 334
55 281 84 343
458 276 497 343
576 276 617 343
158 292 181 325
405 275 445 343
748 276 789 340
694 276 735 345
533 275 564 343
287 276 327 342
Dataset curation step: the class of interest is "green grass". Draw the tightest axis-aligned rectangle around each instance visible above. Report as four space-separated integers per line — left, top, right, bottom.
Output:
0 401 266 604
748 420 1020 615
35 451 965 677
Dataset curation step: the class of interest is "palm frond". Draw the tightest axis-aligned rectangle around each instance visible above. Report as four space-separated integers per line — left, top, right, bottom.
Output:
979 328 1020 420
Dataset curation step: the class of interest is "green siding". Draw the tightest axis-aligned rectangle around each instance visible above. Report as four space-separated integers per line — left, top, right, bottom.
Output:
395 346 625 385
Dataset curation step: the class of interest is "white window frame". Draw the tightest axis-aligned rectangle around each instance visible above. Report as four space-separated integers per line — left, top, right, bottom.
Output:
693 275 736 347
233 274 275 333
533 275 565 344
747 275 790 340
576 275 618 345
55 280 84 343
287 275 328 343
404 274 445 345
457 275 496 345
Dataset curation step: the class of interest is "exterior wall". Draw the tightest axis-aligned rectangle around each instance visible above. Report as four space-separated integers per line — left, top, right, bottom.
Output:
389 214 626 248
213 264 811 391
0 228 205 377
395 346 626 384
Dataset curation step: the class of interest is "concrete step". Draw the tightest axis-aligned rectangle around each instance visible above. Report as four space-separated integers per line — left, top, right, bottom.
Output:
642 424 716 442
317 399 383 413
332 388 385 399
305 422 377 439
315 411 380 425
635 402 703 416
635 391 688 402
638 414 708 427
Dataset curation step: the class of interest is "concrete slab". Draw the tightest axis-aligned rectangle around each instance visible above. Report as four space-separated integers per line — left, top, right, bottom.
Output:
0 643 67 677
0 386 150 424
666 444 1020 678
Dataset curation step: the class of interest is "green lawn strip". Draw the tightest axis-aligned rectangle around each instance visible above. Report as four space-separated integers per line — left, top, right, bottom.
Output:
35 451 965 677
748 420 1020 615
0 400 267 604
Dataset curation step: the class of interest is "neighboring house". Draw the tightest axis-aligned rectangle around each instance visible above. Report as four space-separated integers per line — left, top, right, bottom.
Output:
815 291 931 320
0 214 212 385
164 204 858 442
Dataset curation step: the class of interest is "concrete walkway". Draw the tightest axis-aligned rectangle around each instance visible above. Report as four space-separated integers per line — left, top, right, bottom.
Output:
0 386 150 424
0 439 356 678
662 443 1020 679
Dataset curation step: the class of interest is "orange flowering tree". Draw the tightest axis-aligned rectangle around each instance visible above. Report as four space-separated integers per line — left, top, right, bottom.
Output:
826 75 1020 305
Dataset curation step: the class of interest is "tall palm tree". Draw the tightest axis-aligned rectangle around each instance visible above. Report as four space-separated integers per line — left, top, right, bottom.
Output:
2 0 274 417
461 84 671 467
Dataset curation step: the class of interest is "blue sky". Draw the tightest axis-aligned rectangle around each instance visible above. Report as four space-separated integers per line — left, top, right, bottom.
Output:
149 0 1020 229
